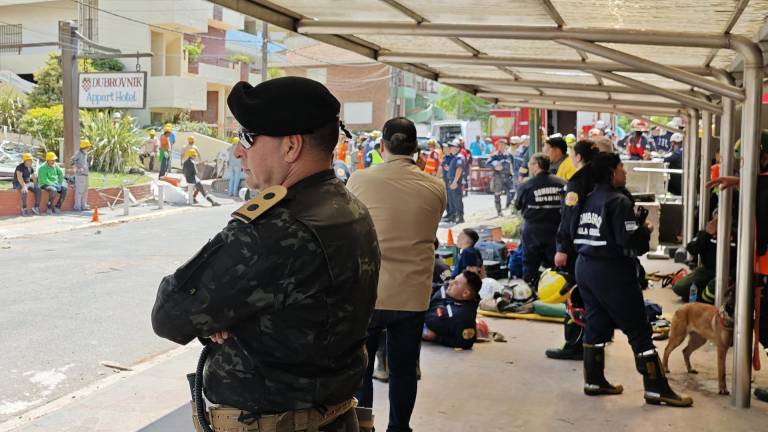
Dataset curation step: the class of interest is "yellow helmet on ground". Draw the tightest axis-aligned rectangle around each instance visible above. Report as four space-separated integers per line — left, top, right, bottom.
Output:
22 153 33 161
45 152 57 161
537 268 574 304
80 139 91 149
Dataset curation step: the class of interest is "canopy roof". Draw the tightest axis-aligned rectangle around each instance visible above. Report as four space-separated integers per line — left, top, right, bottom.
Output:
212 0 768 115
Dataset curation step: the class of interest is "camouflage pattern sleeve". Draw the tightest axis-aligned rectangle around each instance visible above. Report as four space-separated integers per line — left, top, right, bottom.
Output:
151 213 326 345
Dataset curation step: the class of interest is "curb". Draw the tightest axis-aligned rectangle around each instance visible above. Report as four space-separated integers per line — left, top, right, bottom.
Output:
0 344 196 432
0 203 234 240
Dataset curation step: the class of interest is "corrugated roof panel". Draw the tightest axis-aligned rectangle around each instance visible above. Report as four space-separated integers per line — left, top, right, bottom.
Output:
551 0 732 33
357 35 468 54
430 65 517 79
273 0 414 22
711 50 737 69
516 70 600 84
475 86 543 96
461 38 584 59
537 89 615 99
603 44 712 67
398 0 555 26
731 0 768 37
604 72 693 90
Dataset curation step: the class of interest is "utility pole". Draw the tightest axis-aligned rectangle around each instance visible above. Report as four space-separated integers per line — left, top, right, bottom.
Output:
59 21 79 175
261 22 269 82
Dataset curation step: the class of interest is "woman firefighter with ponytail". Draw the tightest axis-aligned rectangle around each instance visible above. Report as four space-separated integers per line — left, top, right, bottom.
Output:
572 152 693 407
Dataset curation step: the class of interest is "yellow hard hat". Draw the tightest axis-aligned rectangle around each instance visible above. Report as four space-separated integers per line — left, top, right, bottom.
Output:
371 130 381 138
187 136 195 143
80 139 91 149
187 149 198 157
45 152 57 161
537 268 574 304
164 123 172 132
149 130 156 136
230 137 240 145
565 134 576 146
22 153 33 161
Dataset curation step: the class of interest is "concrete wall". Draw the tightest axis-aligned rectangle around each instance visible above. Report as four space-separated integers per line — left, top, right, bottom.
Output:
0 0 77 75
146 75 207 111
282 64 391 131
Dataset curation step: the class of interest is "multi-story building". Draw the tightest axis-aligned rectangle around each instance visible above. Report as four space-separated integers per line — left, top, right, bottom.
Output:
0 0 261 136
276 41 439 131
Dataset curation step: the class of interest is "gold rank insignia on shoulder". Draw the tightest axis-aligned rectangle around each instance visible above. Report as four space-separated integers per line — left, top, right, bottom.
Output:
231 185 288 223
565 191 579 207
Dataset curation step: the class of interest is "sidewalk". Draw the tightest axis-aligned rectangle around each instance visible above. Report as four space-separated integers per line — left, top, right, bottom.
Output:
0 192 238 240
4 258 768 431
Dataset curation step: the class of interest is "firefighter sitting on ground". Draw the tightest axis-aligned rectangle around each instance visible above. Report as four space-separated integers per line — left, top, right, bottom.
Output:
422 270 483 350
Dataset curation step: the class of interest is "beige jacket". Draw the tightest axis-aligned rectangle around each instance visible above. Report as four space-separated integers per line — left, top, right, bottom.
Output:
347 155 447 312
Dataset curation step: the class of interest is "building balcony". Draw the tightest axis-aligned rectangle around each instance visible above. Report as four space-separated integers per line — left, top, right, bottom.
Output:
192 62 240 86
147 75 207 111
126 0 210 33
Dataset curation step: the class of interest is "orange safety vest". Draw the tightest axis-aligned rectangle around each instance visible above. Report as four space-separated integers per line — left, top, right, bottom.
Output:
424 151 440 175
337 141 347 162
357 150 364 170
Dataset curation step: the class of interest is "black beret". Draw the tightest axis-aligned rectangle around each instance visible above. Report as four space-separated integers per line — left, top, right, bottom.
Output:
227 77 341 137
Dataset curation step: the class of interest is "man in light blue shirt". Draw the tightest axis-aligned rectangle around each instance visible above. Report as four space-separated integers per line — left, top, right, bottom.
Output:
469 135 485 157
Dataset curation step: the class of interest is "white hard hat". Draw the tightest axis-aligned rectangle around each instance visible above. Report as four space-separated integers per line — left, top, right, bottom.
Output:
595 120 606 129
671 133 684 142
511 282 533 302
509 136 522 144
548 133 563 140
520 135 528 141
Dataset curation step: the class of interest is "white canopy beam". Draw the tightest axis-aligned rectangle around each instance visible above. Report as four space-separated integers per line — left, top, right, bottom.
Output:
478 91 685 110
498 101 681 116
588 70 722 114
556 39 744 101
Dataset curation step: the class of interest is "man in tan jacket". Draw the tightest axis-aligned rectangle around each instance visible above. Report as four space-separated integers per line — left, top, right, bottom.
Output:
347 117 446 432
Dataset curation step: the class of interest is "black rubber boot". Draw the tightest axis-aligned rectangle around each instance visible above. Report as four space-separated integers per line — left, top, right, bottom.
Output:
583 344 623 396
455 214 465 224
546 319 584 360
206 196 221 207
635 351 693 407
755 387 768 403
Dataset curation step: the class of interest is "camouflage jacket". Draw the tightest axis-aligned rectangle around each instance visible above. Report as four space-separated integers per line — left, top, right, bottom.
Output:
151 170 380 414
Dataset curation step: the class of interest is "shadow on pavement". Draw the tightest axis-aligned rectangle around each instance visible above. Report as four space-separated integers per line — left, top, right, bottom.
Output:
137 404 192 432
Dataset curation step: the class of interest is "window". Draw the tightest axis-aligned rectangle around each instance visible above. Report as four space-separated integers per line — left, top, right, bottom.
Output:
0 24 22 53
306 68 327 84
78 0 99 43
343 102 373 125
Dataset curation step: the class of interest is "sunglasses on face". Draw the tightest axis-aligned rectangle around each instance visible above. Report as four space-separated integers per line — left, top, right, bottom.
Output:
238 129 259 150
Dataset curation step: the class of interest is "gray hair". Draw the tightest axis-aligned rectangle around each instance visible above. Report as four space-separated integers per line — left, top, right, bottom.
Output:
530 152 551 172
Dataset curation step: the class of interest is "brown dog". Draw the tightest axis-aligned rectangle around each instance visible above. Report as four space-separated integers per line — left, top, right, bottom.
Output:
662 302 734 395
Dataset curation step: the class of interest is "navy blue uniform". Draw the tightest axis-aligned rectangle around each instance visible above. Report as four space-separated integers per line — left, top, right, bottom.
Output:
515 172 566 284
452 246 483 278
424 287 479 350
556 164 594 273
573 184 653 354
447 154 466 219
653 131 673 153
441 154 455 218
664 148 683 195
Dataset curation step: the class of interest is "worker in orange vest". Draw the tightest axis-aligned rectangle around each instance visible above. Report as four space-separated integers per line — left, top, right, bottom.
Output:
423 139 441 176
336 135 348 163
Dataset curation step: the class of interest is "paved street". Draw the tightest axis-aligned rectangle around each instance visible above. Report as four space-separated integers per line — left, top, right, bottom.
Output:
0 203 239 423
0 190 499 423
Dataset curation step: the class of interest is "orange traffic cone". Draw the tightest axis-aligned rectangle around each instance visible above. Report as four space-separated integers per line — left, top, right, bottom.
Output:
92 207 100 223
446 229 455 246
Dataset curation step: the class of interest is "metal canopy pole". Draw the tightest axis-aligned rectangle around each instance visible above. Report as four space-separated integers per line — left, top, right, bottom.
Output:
711 69 736 309
588 70 722 114
732 39 764 409
684 109 700 251
682 113 691 247
498 101 681 116
479 91 685 110
378 52 716 75
556 39 743 101
699 110 713 230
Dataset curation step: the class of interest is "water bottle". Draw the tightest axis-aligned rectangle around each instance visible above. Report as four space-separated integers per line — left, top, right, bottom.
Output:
689 282 698 303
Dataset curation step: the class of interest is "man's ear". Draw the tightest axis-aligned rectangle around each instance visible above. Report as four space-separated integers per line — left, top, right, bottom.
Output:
283 135 304 163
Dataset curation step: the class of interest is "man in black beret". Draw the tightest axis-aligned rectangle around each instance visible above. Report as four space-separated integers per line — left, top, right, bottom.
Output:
152 77 381 432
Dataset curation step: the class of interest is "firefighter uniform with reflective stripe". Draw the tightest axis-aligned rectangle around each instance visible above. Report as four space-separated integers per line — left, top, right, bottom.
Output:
515 171 566 284
424 286 479 350
573 184 654 354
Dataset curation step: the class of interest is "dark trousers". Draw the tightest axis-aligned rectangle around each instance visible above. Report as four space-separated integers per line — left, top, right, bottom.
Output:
443 180 454 217
521 223 557 285
448 186 464 217
576 255 654 354
357 310 425 432
561 255 583 349
159 157 170 177
140 152 155 171
35 184 67 209
15 183 38 209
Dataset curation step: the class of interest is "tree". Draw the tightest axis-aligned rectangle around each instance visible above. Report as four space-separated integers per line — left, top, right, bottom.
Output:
27 53 63 108
435 85 491 122
27 53 94 108
92 58 125 72
0 84 27 131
